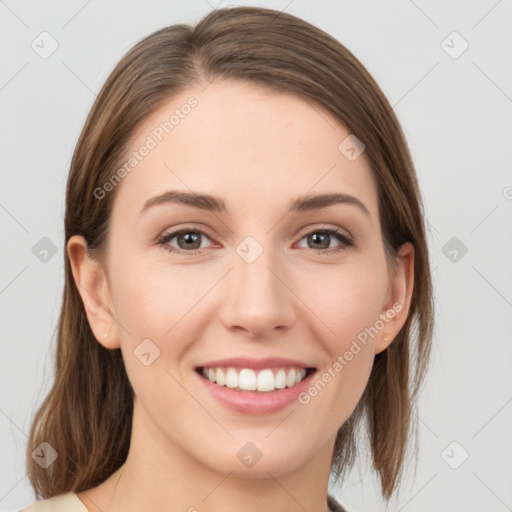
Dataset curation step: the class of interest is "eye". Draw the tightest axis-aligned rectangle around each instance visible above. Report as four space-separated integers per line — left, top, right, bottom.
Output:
157 227 213 255
156 226 354 256
295 228 354 255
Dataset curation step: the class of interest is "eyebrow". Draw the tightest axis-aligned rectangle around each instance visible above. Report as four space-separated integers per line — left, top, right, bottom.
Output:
140 190 371 218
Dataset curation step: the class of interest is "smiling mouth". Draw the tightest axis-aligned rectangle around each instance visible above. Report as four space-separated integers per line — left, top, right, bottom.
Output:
196 366 316 392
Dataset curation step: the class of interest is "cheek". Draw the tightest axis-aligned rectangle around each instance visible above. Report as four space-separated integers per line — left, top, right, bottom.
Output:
110 261 206 404
300 259 388 345
109 254 208 340
296 259 386 405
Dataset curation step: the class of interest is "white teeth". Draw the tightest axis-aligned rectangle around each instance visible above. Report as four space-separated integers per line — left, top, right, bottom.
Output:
215 367 225 386
275 369 287 389
286 368 296 388
239 369 257 390
200 366 309 392
257 369 275 392
225 368 238 388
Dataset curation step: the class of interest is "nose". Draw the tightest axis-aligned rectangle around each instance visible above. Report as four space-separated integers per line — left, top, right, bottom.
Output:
218 245 296 339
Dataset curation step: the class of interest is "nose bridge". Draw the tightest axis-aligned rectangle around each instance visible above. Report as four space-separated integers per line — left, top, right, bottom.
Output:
236 241 281 299
220 234 295 336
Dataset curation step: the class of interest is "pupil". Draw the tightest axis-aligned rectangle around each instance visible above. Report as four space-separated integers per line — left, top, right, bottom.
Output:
180 232 200 249
311 233 328 249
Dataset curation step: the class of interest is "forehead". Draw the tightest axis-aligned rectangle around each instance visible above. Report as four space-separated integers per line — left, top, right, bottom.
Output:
111 80 379 222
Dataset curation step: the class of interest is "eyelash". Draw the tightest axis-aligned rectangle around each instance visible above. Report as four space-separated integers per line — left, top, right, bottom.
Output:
156 225 355 256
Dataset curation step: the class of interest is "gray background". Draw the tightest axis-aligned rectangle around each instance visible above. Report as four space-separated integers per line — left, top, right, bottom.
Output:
1 1 511 511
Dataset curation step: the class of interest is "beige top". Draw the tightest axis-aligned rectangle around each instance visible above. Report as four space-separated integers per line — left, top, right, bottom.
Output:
21 491 347 511
20 492 88 511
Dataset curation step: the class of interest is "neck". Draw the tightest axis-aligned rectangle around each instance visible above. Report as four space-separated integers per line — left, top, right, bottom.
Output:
78 398 336 512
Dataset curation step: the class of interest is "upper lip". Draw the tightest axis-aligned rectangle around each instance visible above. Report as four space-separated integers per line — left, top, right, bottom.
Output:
196 357 316 370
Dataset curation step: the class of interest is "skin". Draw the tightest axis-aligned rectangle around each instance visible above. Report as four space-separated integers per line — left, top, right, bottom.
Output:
68 80 414 512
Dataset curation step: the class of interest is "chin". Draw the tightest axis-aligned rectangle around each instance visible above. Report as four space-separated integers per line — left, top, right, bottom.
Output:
200 442 312 480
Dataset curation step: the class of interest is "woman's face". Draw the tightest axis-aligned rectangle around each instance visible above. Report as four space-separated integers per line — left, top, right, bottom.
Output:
71 80 413 479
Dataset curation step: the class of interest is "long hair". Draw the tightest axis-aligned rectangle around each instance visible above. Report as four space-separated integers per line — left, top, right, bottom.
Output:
26 6 434 501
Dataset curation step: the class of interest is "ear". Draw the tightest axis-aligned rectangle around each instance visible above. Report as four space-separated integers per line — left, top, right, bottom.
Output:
375 241 415 354
67 235 120 349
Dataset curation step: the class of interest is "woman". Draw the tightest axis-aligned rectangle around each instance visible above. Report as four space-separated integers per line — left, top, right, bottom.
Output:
22 6 434 511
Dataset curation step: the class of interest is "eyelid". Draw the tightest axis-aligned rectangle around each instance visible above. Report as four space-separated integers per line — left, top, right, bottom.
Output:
158 222 352 241
156 224 216 249
293 225 355 254
295 223 353 241
156 223 355 254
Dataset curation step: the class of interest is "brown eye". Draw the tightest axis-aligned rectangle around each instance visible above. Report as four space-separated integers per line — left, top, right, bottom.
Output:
296 229 354 254
175 232 202 250
308 232 330 249
157 226 354 256
157 229 213 254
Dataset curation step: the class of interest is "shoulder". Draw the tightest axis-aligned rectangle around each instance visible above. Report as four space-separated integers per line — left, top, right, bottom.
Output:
328 493 350 512
20 492 88 512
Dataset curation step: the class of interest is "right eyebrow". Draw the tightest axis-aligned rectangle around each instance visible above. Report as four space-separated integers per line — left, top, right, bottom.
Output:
140 190 227 215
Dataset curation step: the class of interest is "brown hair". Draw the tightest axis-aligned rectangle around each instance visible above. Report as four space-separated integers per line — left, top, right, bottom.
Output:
26 6 434 502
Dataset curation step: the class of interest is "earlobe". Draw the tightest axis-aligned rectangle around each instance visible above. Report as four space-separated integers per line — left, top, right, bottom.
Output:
375 334 393 354
375 242 415 354
67 235 120 349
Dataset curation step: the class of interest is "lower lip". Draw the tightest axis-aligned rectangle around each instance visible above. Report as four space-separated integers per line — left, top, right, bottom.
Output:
196 369 316 415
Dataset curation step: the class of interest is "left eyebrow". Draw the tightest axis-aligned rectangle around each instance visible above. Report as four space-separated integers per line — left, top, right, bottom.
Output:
139 190 371 220
287 192 371 219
